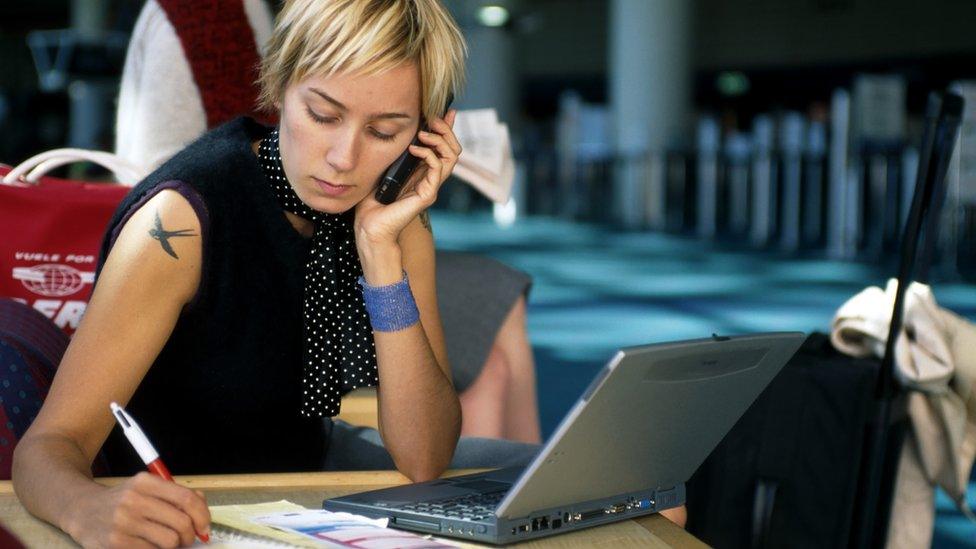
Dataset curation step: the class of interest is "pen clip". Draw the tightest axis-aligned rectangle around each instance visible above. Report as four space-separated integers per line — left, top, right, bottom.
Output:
110 401 160 465
111 403 132 428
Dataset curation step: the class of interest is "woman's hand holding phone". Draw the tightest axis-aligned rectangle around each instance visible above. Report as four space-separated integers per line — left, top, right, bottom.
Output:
354 108 461 256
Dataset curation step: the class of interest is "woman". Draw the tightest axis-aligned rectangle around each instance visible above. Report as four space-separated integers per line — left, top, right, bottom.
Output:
12 0 537 546
113 0 541 444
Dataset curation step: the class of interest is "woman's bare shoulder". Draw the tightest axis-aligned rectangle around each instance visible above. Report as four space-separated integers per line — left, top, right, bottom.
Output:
105 188 204 304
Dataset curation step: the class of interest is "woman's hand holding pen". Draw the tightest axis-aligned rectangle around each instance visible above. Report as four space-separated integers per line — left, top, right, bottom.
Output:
64 473 210 548
354 109 461 282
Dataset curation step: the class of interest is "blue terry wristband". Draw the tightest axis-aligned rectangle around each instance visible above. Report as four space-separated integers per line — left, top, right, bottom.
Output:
357 271 421 332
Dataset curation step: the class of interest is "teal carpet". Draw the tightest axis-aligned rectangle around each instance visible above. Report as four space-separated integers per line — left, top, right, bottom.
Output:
432 210 976 548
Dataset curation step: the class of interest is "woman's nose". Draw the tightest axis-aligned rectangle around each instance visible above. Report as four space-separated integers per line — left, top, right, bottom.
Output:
326 131 358 173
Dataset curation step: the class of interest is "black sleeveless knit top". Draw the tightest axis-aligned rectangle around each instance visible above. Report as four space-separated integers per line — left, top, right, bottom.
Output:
97 117 328 474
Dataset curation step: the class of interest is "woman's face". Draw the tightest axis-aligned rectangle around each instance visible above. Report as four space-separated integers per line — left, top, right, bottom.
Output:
277 63 422 214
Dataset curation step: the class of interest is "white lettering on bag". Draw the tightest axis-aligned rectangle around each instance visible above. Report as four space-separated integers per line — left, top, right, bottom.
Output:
14 252 95 264
54 301 87 329
32 299 87 329
14 252 61 262
65 255 96 264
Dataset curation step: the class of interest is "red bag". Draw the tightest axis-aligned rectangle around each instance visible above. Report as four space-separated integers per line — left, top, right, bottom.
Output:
1 150 144 334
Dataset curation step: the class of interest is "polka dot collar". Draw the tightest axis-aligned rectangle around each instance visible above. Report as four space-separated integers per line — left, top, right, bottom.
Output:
259 128 378 417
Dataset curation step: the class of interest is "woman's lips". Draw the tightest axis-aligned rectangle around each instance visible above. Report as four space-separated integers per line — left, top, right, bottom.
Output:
313 177 352 197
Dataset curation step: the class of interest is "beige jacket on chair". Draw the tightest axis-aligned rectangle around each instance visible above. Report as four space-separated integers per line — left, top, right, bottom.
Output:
832 280 976 548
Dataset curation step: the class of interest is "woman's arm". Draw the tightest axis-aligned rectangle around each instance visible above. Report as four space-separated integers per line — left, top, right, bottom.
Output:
12 190 211 548
353 109 463 482
361 212 460 482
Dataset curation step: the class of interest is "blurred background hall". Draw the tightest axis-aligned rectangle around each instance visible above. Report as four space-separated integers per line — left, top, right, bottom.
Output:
2 0 976 546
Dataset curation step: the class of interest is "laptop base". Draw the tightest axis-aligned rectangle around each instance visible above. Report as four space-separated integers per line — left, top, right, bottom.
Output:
324 468 685 545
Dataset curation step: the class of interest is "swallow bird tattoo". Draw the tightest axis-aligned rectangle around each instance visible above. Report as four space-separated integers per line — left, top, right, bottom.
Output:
149 211 197 259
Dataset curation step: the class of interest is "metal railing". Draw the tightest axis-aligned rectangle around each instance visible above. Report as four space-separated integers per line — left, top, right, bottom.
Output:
512 141 976 281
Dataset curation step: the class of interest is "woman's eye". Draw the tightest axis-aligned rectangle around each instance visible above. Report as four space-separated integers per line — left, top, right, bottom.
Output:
306 106 395 141
370 129 396 142
306 107 336 125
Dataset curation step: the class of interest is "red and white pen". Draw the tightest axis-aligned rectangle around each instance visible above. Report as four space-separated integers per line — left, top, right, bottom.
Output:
110 401 210 543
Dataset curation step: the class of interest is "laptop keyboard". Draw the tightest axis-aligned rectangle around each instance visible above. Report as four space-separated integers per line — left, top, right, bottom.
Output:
394 490 507 521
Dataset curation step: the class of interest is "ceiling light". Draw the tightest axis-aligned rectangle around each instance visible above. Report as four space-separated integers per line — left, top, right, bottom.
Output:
477 5 510 27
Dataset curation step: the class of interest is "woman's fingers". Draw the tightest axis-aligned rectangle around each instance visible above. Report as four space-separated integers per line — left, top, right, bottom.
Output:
138 495 199 546
408 144 445 200
111 487 184 548
129 514 184 548
393 112 461 202
106 532 156 549
357 112 462 239
131 473 211 540
429 113 462 154
417 130 458 162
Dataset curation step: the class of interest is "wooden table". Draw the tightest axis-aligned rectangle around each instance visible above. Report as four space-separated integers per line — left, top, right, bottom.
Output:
0 471 707 548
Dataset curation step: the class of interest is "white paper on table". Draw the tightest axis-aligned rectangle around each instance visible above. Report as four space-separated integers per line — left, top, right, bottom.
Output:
253 509 457 548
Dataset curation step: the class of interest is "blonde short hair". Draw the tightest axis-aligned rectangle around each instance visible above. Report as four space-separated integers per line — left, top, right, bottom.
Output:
257 0 466 123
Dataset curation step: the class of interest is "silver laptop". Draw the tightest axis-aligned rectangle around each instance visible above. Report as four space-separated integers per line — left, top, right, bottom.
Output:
323 332 805 544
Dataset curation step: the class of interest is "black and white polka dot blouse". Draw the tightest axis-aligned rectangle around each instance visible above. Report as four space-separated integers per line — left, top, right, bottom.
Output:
258 128 378 418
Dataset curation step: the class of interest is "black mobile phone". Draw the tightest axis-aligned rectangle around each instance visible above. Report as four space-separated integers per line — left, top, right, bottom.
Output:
374 94 454 204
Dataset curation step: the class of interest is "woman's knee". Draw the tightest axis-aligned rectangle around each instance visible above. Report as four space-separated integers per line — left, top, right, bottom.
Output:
461 343 511 401
482 344 512 388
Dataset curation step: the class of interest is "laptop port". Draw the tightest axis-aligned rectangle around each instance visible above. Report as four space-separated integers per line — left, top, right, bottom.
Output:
607 503 627 514
517 524 530 533
551 518 562 529
572 509 605 522
531 517 550 531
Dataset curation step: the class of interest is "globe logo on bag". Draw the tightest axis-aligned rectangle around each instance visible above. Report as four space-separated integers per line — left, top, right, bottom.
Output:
12 263 93 297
